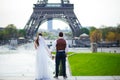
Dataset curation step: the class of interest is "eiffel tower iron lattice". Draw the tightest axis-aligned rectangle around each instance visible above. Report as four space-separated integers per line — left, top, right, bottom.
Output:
24 0 82 38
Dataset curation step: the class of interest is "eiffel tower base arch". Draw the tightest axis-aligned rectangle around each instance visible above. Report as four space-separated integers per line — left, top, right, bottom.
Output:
24 2 82 39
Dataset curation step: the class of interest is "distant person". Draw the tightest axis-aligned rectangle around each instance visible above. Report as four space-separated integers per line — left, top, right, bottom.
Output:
34 33 54 80
51 32 68 79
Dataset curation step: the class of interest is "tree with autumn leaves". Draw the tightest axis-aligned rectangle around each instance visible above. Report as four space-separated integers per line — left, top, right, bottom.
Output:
90 29 102 43
102 25 120 42
106 32 115 42
90 24 120 44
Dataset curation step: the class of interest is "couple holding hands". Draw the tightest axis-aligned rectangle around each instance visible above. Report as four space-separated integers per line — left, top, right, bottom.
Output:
34 32 68 80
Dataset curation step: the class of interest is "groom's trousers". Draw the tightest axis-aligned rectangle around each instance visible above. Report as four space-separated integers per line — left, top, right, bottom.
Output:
55 50 66 77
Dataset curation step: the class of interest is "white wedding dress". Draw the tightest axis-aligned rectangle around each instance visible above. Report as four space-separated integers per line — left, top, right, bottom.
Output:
35 36 54 80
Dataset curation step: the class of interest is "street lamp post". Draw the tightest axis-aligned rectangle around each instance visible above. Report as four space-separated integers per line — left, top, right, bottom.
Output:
101 39 103 52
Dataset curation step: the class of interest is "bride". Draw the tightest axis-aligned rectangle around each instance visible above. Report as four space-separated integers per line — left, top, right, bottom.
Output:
34 33 54 80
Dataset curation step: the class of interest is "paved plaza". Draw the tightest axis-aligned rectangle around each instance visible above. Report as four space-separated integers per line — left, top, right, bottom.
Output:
0 43 120 80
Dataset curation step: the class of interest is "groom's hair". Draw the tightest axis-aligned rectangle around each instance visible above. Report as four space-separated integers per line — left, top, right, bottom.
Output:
59 32 63 37
39 33 42 36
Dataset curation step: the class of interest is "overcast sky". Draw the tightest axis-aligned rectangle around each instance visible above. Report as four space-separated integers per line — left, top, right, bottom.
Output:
0 0 120 29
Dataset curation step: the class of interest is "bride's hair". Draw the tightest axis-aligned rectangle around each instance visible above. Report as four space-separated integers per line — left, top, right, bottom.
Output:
35 33 42 46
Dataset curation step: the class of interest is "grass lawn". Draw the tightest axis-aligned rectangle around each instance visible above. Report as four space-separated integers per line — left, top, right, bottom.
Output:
68 53 120 76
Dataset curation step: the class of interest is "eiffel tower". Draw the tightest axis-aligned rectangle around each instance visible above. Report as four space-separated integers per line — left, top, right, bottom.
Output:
24 0 82 38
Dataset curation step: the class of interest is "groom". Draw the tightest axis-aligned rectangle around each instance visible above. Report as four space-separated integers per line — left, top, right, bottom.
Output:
51 32 68 79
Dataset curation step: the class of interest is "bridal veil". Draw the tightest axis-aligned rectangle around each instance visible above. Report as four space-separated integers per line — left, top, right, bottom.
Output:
35 36 54 80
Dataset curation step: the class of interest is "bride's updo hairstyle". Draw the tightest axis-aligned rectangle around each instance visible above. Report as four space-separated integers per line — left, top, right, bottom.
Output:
35 33 42 46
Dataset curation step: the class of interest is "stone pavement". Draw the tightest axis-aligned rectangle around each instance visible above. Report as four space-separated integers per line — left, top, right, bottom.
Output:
0 76 120 80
